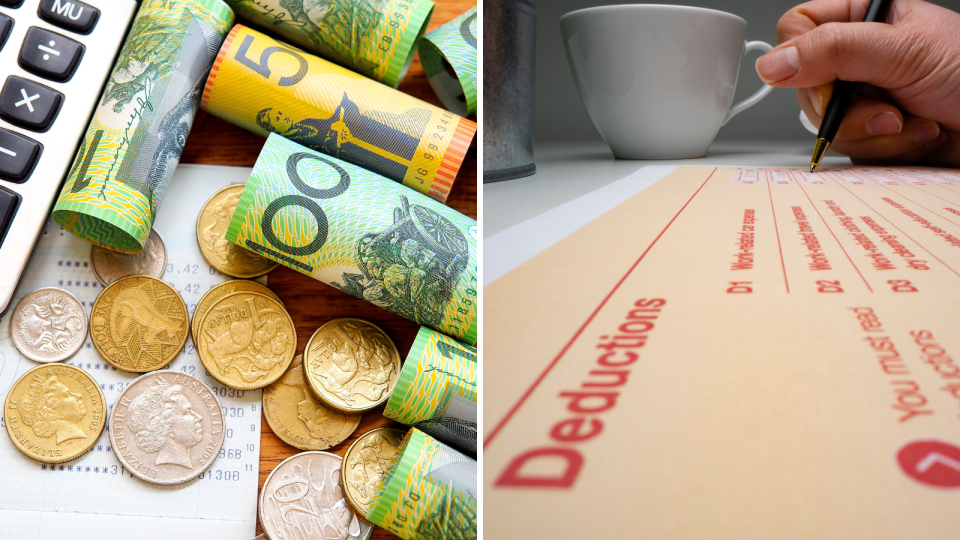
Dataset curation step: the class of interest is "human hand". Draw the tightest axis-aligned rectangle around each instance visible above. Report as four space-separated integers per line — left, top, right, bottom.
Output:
756 0 960 166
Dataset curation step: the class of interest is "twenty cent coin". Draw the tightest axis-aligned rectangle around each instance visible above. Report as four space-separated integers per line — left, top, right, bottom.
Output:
10 288 87 362
90 275 189 372
263 355 361 451
191 279 280 340
197 184 278 278
260 451 372 540
304 319 401 413
4 364 106 463
91 229 167 286
341 427 405 518
109 370 225 485
196 291 295 390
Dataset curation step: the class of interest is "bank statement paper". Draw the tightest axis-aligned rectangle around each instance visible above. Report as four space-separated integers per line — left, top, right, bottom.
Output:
485 166 960 538
0 165 261 540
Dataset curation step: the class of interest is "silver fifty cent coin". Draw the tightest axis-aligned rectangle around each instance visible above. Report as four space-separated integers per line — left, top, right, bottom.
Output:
91 229 167 287
109 370 224 485
10 288 87 363
259 452 373 540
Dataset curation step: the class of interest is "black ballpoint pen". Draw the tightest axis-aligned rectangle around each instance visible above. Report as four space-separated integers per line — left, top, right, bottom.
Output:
810 0 894 171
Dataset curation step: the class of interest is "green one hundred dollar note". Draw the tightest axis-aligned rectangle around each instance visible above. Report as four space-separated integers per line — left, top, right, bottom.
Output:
223 0 433 87
418 6 477 116
384 327 476 454
52 0 234 253
368 428 477 540
226 133 477 345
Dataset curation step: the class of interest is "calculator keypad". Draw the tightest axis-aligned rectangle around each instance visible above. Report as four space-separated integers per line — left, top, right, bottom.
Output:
0 75 62 131
0 0 137 315
19 26 82 81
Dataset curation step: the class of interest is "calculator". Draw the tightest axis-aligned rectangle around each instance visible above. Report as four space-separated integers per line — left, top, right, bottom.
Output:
0 0 137 315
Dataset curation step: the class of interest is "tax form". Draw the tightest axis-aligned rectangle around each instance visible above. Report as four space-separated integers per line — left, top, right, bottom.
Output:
0 165 262 539
486 166 960 539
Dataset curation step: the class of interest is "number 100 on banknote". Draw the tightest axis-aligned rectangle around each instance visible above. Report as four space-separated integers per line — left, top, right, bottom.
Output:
202 25 476 203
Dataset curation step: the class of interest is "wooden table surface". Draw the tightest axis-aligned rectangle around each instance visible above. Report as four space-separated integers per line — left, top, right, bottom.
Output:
180 3 477 537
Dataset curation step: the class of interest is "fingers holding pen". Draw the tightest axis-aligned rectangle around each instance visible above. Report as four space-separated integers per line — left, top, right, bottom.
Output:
798 90 904 140
830 114 945 161
756 21 930 89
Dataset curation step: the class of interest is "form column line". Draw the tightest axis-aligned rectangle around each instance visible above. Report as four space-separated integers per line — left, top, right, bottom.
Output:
765 168 789 293
791 170 874 293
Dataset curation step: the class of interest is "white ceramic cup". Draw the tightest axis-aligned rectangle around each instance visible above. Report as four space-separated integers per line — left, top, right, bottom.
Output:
560 5 774 159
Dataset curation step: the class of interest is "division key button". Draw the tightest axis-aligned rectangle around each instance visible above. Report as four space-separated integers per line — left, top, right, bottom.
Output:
38 0 99 35
19 27 83 82
0 128 40 183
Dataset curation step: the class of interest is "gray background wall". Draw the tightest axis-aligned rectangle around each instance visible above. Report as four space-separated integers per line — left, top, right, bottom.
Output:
534 0 960 142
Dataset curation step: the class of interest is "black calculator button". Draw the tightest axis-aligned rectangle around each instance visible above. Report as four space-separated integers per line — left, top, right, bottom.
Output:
0 14 12 50
0 184 19 246
0 128 40 182
0 76 63 132
0 0 23 8
38 0 99 35
19 27 83 82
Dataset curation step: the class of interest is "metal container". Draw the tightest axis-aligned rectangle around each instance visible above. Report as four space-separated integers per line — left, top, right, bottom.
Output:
483 0 537 183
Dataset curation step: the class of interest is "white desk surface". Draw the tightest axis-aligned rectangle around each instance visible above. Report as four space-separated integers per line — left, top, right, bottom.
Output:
483 139 852 238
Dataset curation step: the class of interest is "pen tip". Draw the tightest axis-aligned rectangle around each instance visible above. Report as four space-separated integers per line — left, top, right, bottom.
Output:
809 164 816 173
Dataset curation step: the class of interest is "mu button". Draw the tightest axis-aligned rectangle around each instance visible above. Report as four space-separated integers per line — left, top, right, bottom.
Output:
0 76 63 132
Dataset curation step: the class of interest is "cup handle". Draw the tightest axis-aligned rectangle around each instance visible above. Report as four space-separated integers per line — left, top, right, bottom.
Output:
721 41 775 127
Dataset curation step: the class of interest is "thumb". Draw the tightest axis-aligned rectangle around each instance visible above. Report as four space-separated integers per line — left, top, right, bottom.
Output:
756 22 926 88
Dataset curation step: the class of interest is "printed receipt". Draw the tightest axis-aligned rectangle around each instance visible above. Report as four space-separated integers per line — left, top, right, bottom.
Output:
0 165 261 539
486 167 960 539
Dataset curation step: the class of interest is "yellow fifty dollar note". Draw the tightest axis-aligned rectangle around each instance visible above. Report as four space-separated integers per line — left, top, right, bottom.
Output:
202 25 475 203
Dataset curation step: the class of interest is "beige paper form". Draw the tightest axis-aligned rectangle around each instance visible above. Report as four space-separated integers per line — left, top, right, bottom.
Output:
485 166 960 539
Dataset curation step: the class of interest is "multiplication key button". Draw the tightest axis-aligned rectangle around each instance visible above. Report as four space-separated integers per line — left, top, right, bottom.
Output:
19 26 83 82
0 76 63 132
0 128 40 183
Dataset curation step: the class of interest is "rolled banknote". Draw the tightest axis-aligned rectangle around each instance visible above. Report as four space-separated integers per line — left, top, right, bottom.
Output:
384 327 476 454
418 7 477 116
227 133 477 344
201 24 475 203
52 0 234 253
223 0 433 88
368 428 477 540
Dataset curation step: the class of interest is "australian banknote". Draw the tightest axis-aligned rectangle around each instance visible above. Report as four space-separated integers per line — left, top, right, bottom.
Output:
384 327 476 454
368 428 477 540
201 24 475 203
223 0 433 87
52 0 233 253
418 6 476 116
226 133 477 344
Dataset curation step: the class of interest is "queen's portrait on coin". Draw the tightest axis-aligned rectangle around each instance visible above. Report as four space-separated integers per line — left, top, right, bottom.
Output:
127 380 203 468
19 374 88 444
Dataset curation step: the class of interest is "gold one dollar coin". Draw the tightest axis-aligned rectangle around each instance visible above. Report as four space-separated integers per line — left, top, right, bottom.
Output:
197 184 278 278
192 279 280 339
263 354 361 451
90 275 189 372
304 319 401 413
4 364 106 463
196 291 295 390
341 427 406 518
